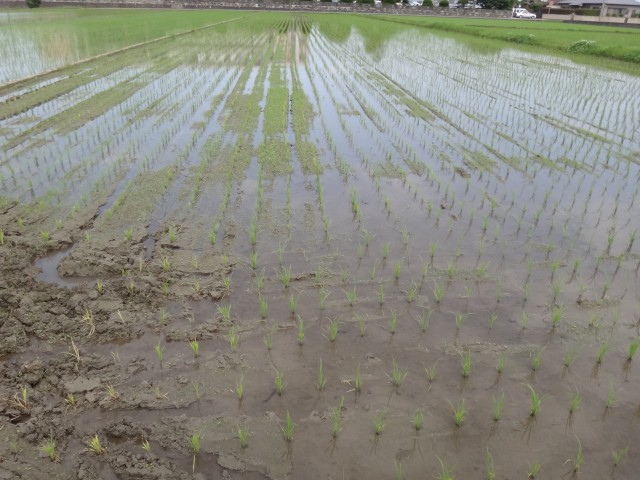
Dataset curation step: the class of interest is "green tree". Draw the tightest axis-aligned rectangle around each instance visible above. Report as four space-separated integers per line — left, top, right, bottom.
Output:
423 0 434 5
26 0 41 7
439 0 449 6
478 0 512 8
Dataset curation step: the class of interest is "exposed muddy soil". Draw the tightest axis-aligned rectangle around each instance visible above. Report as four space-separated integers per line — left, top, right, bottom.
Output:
2 11 640 480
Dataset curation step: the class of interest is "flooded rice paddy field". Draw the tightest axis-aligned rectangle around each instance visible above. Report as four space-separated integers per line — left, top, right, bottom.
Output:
1 10 640 480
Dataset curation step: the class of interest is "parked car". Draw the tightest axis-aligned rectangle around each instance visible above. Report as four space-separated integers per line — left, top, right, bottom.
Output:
512 7 536 18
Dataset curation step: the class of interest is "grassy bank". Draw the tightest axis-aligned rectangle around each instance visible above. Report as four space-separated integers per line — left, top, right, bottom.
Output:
375 15 640 66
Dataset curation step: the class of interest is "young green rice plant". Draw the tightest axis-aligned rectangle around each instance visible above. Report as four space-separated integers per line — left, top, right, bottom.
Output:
436 456 455 480
488 312 497 330
190 339 199 358
238 425 248 449
168 224 176 243
455 312 467 331
280 266 292 288
357 242 365 259
154 340 165 363
450 399 466 427
86 434 105 455
433 282 445 303
38 437 56 461
288 293 299 315
0 228 4 245
406 282 418 303
486 449 495 480
161 281 170 296
124 227 133 242
317 359 327 391
596 342 609 364
389 310 398 334
297 315 305 346
530 348 543 371
606 381 616 409
551 305 563 329
141 438 151 455
345 287 357 306
161 256 171 272
159 307 169 324
275 370 284 395
319 285 329 310
383 242 390 260
416 310 430 332
425 365 437 383
413 409 424 431
331 397 343 438
390 358 408 388
276 243 286 264
628 337 640 361
191 432 201 471
378 284 385 305
526 384 541 417
236 376 244 402
568 390 582 415
228 327 239 352
249 218 257 246
259 294 268 319
493 392 504 421
612 447 628 467
217 304 231 322
249 251 258 270
327 318 339 342
527 463 541 479
461 351 471 378
373 411 385 435
354 364 363 392
208 227 217 245
520 310 529 330
281 411 294 442
223 276 231 291
564 349 577 368
357 314 366 337
394 261 402 280
572 437 583 473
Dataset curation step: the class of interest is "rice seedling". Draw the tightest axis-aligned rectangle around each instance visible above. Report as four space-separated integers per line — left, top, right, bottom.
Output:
275 371 284 395
331 397 343 438
281 411 294 442
297 315 305 346
208 227 216 245
190 339 199 358
280 266 292 288
357 314 366 336
628 337 640 361
460 351 471 378
486 449 495 480
65 393 76 409
228 328 239 352
168 224 176 243
276 243 286 264
319 286 330 310
373 411 385 435
249 218 257 246
606 382 615 408
259 294 268 319
520 310 529 330
106 383 120 401
493 393 504 421
236 376 244 402
436 457 455 480
124 227 133 242
530 348 543 371
249 251 257 270
159 307 168 324
450 399 466 427
571 437 583 473
327 318 339 342
142 438 151 454
288 293 299 315
238 426 248 448
612 447 628 467
551 305 563 329
389 310 398 334
394 461 403 480
191 432 201 471
416 310 430 332
383 242 390 260
455 312 467 330
378 284 385 305
413 409 424 431
433 282 445 303
317 359 327 391
154 340 164 363
526 384 541 417
568 390 581 414
425 365 437 383
390 358 408 388
527 463 541 479
406 282 418 303
596 342 609 364
38 437 56 461
488 312 497 330
345 287 357 306
217 304 231 322
355 364 363 392
564 349 577 368
86 434 105 455
223 276 231 291
0 229 4 245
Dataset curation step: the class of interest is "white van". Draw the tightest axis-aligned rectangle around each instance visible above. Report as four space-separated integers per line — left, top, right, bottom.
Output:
512 7 537 18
